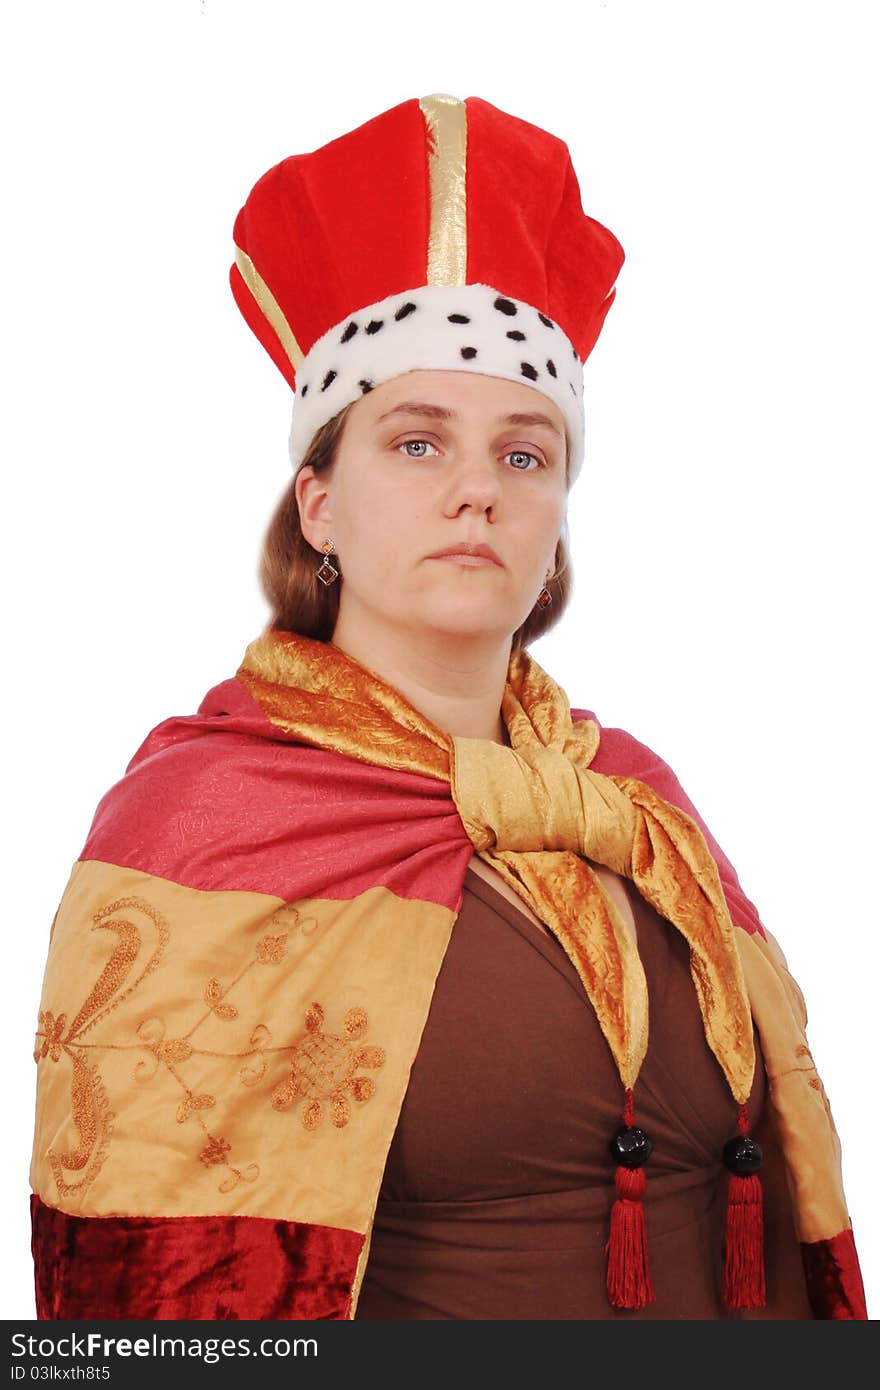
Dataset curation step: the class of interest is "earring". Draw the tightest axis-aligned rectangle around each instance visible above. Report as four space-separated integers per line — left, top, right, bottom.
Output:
536 570 553 609
315 539 339 586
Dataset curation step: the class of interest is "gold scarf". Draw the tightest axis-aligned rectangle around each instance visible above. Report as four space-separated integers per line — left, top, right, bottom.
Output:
238 629 755 1106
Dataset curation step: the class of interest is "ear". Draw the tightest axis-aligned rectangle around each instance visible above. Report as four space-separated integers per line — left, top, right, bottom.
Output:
295 466 335 552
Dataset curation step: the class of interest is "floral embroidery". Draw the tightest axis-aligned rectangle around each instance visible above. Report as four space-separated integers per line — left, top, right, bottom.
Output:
794 1042 828 1097
199 1135 231 1167
239 1024 271 1087
35 895 387 1202
204 978 239 1021
256 933 288 964
35 1011 67 1062
270 1002 386 1129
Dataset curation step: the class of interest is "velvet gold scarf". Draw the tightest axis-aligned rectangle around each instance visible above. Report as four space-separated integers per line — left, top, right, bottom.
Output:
240 630 754 1110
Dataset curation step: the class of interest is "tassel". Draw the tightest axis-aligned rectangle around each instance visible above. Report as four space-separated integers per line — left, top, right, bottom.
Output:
722 1103 766 1309
606 1165 654 1308
605 1089 655 1309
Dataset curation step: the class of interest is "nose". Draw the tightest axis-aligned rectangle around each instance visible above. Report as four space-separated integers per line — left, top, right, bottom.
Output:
441 447 502 519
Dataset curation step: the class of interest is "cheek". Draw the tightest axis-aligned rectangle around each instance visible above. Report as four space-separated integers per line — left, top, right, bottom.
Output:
514 489 566 554
336 491 423 573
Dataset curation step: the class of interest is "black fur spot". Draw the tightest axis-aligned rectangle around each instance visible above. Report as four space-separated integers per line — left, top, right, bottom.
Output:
538 312 555 329
520 362 538 381
321 370 337 392
365 319 384 334
300 383 309 398
448 313 471 324
506 330 526 342
460 346 478 360
572 345 579 359
546 359 557 377
395 302 417 321
340 321 359 343
359 379 374 393
494 296 517 316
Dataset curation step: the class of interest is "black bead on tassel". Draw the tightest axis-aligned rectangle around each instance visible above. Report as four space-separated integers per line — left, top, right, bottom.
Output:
610 1125 653 1170
606 1090 655 1308
723 1133 763 1176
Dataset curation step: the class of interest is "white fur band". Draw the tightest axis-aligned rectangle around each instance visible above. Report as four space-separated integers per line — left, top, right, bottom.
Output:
288 283 585 481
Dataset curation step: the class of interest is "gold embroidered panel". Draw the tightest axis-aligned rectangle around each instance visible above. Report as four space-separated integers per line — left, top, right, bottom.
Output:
31 860 455 1234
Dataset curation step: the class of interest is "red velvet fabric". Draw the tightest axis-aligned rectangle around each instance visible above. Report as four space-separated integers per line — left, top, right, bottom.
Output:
31 1194 363 1321
231 99 429 386
465 97 623 360
229 97 624 384
801 1229 868 1320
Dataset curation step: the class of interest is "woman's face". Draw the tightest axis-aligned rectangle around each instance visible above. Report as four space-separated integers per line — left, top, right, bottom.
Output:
296 369 569 652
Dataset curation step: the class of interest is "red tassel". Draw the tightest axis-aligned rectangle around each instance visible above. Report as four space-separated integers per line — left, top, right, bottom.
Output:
605 1164 655 1309
723 1105 766 1309
723 1174 765 1307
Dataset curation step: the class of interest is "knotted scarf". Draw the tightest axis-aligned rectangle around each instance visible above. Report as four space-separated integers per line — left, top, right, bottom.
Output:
238 630 754 1108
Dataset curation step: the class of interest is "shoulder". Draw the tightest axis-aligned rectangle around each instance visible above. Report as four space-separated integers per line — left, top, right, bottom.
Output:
78 678 333 885
76 676 452 896
573 707 690 797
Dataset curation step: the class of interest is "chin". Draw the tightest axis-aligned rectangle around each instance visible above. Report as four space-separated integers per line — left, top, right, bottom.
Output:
416 600 520 642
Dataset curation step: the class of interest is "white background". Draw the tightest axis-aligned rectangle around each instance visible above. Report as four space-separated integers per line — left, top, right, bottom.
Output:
3 0 877 1318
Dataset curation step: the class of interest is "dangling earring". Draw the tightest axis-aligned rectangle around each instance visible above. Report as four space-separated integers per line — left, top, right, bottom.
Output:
536 570 553 609
316 539 339 586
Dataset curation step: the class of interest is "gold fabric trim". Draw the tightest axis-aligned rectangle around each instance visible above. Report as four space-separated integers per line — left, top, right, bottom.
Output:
233 244 305 371
452 737 648 1089
31 859 454 1230
348 1224 374 1319
238 629 450 781
486 847 649 1090
736 927 851 1243
419 94 468 286
614 775 756 1104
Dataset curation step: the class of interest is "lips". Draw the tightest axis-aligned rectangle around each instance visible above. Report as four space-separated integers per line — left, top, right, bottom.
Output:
426 542 503 566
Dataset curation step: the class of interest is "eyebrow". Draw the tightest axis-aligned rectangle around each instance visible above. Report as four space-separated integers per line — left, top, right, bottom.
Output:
375 401 564 438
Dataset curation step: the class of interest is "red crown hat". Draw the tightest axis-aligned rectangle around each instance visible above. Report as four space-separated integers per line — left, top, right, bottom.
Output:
230 94 625 482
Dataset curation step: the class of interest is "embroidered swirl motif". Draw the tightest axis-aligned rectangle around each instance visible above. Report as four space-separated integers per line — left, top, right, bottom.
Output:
33 896 169 1199
34 897 384 1200
271 1003 386 1129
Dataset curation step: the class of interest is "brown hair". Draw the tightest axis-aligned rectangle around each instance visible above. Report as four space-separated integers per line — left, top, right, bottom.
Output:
259 403 573 650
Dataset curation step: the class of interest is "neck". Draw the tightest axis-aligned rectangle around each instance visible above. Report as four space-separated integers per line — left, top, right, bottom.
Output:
331 610 512 745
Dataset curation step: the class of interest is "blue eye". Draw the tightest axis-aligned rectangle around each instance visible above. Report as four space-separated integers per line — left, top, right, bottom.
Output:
397 439 542 468
507 450 541 470
399 438 439 458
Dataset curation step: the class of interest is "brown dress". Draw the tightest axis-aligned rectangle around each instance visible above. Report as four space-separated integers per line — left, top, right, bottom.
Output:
356 868 812 1319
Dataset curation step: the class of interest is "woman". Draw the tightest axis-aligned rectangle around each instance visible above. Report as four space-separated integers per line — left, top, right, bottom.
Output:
29 93 866 1320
